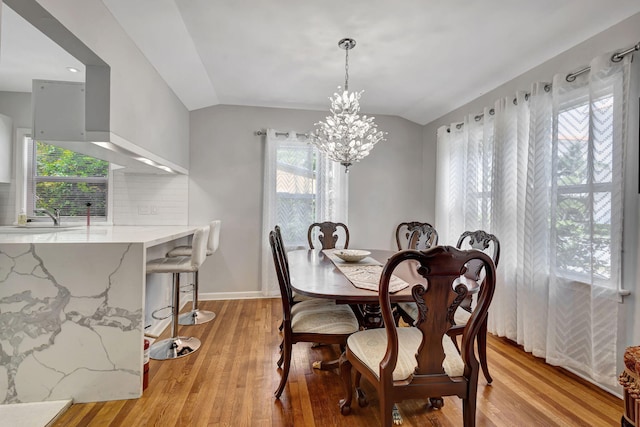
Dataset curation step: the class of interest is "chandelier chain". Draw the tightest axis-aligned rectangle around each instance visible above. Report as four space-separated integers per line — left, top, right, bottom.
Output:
344 48 349 92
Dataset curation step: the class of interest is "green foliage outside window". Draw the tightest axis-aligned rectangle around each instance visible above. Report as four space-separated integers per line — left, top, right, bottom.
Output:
34 142 109 217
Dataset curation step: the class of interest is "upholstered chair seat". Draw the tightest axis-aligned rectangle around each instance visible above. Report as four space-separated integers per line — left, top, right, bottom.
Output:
347 327 464 381
291 299 359 335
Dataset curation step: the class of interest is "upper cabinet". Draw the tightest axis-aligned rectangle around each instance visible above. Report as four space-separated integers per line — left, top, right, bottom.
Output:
0 114 13 183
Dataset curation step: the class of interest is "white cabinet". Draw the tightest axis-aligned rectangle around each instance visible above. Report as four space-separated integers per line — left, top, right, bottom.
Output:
0 113 13 183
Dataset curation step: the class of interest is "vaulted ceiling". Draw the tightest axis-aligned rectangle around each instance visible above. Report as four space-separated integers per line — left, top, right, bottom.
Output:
3 1 640 125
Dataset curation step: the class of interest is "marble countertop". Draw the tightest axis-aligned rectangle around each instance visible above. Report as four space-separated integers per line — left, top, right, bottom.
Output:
0 225 199 247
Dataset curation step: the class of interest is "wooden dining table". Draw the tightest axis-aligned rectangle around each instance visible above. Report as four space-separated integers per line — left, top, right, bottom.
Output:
288 249 418 299
288 248 425 328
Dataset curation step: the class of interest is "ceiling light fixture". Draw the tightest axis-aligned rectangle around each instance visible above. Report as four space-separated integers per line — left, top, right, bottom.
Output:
67 67 79 73
311 38 386 172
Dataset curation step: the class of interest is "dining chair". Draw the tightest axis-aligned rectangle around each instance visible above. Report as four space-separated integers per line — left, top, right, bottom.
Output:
407 222 439 250
307 221 350 250
448 230 500 384
338 246 497 426
166 220 221 325
269 229 359 399
394 223 439 325
395 221 433 250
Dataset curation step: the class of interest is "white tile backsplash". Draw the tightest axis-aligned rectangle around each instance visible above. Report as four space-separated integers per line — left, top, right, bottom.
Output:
111 171 188 225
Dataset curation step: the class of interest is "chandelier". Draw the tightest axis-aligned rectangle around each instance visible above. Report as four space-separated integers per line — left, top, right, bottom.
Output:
311 38 386 172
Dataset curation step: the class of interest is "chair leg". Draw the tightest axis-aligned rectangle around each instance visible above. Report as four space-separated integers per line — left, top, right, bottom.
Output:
275 337 292 399
478 319 492 384
277 340 284 367
339 354 353 415
178 270 216 325
355 371 368 407
462 397 477 427
381 394 395 427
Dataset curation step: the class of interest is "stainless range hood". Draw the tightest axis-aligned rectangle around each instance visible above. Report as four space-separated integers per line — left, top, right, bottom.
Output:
32 78 186 174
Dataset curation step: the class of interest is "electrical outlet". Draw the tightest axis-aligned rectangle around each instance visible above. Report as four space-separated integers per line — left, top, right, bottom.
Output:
138 206 150 215
150 206 158 215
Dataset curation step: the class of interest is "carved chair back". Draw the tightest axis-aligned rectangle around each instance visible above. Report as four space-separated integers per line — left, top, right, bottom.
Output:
269 229 294 321
407 223 439 250
395 221 433 250
307 221 350 250
340 246 497 425
455 230 500 280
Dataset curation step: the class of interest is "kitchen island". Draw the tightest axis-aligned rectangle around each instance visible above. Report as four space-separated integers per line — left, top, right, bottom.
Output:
0 225 199 404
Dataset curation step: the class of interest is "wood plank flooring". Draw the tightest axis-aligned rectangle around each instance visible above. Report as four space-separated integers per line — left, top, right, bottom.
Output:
53 298 623 426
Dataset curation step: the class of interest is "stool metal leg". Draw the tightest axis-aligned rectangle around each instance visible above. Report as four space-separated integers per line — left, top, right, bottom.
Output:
178 270 216 325
150 272 201 360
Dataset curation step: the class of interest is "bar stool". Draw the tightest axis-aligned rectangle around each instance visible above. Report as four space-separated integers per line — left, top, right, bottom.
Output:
167 220 221 325
146 226 210 360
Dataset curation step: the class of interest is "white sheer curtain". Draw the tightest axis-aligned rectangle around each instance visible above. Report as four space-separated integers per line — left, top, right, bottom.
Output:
436 53 630 388
261 129 347 296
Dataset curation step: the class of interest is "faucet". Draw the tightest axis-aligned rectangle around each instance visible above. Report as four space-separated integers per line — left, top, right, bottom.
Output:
34 208 61 226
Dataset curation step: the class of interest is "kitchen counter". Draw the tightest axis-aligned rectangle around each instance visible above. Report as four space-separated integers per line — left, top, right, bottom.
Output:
0 224 200 405
0 225 198 246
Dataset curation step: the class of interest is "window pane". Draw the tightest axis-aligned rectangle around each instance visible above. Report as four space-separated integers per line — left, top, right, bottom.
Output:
592 96 614 184
37 142 109 177
556 104 588 186
32 141 109 218
36 181 107 216
276 144 316 247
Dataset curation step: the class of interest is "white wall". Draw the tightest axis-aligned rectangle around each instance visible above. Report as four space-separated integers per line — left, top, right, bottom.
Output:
421 12 640 390
188 105 425 297
0 92 31 225
36 0 190 170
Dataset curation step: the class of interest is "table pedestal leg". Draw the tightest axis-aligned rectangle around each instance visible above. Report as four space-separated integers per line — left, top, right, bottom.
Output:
363 304 383 328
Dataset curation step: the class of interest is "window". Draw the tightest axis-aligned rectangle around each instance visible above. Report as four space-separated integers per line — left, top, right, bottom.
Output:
553 95 614 281
262 129 347 295
270 134 346 248
27 139 109 220
275 141 317 247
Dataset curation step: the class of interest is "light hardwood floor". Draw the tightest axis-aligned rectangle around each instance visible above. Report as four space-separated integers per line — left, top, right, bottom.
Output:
53 298 623 426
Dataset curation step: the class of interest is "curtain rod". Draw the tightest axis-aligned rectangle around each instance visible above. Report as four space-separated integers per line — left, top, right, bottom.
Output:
447 41 639 133
254 130 309 138
566 41 639 82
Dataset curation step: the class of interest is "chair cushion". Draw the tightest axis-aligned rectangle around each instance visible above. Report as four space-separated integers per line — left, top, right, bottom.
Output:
166 245 213 257
347 327 464 381
291 299 359 335
146 255 197 273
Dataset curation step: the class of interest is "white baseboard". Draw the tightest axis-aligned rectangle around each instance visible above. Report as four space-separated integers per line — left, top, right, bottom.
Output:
198 291 274 300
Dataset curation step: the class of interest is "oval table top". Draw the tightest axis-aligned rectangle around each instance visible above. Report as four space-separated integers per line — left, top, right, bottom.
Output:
287 248 423 304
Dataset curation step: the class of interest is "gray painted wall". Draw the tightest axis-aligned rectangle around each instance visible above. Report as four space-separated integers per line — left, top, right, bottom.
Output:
0 92 31 128
188 105 425 296
0 92 31 224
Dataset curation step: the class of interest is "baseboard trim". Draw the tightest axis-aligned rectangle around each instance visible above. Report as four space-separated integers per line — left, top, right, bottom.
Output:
198 291 274 301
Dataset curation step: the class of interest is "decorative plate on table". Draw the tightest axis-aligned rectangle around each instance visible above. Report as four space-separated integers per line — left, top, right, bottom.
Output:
334 249 371 263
